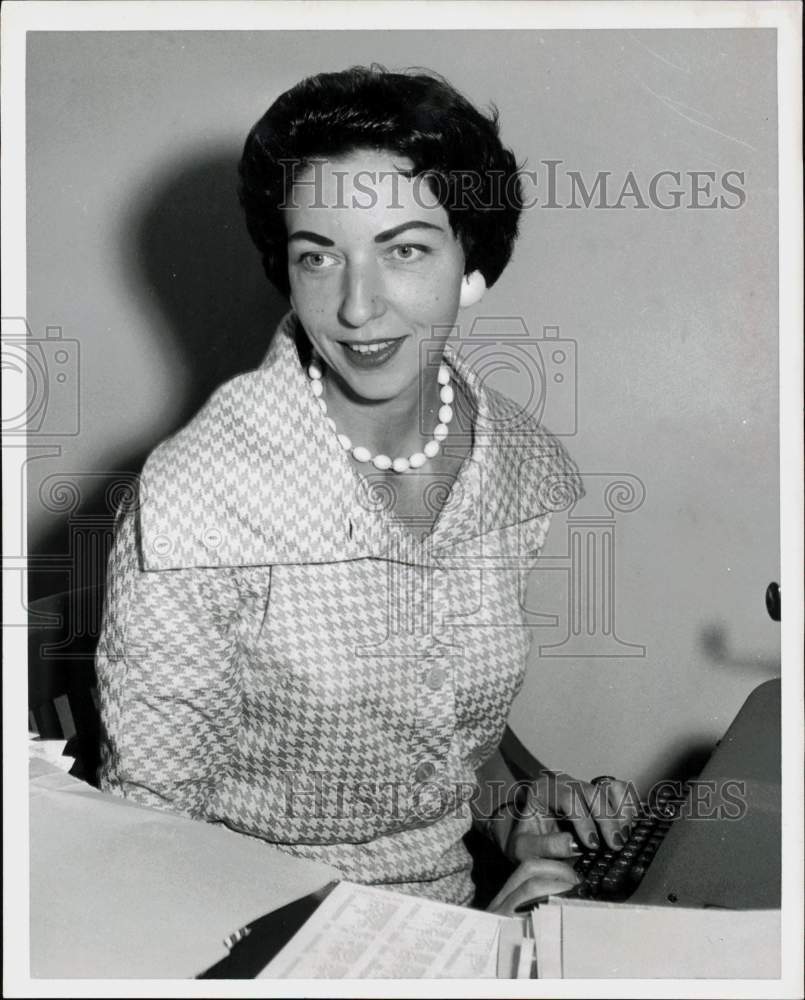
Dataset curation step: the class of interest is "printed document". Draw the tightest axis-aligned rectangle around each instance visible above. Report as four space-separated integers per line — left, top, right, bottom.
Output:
259 881 504 978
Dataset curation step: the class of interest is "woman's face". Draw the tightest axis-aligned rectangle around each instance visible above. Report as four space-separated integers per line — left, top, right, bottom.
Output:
285 148 470 404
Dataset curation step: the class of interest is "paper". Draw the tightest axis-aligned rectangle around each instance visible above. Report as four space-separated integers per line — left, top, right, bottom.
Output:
29 762 340 978
259 881 505 979
534 898 780 979
496 918 528 978
515 936 536 978
531 902 563 979
28 735 73 772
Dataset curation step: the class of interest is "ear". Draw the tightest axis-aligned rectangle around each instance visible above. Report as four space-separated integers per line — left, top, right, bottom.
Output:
459 270 487 309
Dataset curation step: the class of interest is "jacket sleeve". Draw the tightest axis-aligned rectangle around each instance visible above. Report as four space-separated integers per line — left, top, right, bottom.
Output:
96 507 243 818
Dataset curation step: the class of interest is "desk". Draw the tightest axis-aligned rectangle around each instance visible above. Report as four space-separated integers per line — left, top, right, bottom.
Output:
29 679 784 979
29 760 339 978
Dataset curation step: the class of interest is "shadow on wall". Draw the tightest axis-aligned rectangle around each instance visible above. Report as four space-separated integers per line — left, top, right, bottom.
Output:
29 147 290 608
699 624 780 677
500 725 714 796
131 145 290 419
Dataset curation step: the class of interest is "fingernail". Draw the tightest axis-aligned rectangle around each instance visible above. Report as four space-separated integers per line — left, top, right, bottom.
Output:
612 831 624 848
587 833 600 849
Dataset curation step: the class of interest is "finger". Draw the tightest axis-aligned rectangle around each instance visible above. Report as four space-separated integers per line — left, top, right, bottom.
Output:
607 777 641 823
488 861 577 910
514 856 581 884
518 857 580 883
490 878 576 916
560 796 600 852
584 778 635 850
534 772 601 851
516 782 558 828
603 778 640 848
543 772 641 851
509 830 583 863
488 866 579 916
513 810 561 838
555 783 618 851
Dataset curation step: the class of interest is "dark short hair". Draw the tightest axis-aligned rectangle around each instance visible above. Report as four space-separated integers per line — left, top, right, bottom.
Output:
238 65 524 297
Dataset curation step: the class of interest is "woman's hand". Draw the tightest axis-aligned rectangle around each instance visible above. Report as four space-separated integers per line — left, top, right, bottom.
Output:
504 771 639 863
486 857 579 916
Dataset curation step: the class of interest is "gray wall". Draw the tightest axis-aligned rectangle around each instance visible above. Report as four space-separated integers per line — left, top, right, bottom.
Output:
27 29 779 790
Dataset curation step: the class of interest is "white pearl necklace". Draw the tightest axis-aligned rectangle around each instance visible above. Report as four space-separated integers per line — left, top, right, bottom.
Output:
307 359 454 473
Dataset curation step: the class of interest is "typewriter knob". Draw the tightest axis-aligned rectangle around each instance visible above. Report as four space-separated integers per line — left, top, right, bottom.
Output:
765 582 781 622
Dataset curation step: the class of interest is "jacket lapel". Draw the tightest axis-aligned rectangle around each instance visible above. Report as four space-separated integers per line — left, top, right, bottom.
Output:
138 315 583 572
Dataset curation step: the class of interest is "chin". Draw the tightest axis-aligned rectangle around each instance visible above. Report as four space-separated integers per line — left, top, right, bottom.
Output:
343 374 409 403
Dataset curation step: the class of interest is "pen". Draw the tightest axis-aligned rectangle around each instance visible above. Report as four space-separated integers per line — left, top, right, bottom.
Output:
514 886 578 914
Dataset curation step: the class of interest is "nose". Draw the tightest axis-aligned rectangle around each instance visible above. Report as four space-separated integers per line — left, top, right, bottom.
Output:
338 262 386 329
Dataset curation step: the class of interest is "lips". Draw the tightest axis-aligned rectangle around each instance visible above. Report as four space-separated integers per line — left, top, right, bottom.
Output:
340 337 405 370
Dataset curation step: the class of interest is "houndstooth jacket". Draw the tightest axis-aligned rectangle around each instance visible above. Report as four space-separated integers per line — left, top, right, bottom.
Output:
96 312 583 906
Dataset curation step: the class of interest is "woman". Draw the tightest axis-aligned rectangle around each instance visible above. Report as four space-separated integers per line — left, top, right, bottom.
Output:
97 66 633 915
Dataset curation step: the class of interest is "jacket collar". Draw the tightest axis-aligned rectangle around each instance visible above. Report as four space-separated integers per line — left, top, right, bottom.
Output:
138 313 582 570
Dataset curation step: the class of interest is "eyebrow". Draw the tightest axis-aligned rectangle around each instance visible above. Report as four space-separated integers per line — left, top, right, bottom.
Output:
287 230 335 246
287 221 444 247
373 221 444 243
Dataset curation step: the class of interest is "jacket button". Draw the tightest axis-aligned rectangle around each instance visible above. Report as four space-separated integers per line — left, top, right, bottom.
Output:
425 666 446 691
415 761 436 783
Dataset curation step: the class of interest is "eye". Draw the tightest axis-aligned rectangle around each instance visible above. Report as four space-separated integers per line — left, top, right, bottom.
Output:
388 244 427 262
298 251 338 270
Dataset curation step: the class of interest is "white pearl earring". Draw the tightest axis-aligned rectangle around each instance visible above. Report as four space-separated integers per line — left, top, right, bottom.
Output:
459 270 487 308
